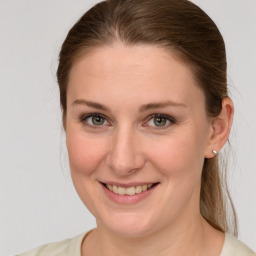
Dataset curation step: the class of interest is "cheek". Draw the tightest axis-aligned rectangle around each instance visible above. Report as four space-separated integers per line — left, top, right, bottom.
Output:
146 132 206 214
66 132 107 176
153 138 194 164
146 130 206 180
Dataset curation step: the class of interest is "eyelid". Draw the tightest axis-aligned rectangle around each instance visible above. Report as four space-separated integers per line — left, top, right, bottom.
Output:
79 113 111 127
79 112 175 129
144 113 176 128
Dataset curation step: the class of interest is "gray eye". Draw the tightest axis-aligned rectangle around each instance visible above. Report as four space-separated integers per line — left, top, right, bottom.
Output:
153 117 167 127
146 115 173 128
91 116 105 125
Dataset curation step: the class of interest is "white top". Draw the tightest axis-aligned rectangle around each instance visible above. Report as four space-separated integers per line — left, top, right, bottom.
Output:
220 233 255 256
18 232 255 256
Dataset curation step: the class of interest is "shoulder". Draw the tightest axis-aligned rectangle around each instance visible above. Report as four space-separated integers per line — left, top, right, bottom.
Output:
221 233 256 256
17 232 87 256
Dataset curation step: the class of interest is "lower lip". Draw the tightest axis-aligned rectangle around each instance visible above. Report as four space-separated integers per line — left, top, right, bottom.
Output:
101 184 157 205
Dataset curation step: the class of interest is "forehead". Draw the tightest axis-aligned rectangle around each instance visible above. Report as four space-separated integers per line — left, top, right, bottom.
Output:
67 43 205 109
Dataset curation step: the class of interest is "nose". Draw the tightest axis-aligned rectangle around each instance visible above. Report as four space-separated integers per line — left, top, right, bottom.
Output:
106 127 146 176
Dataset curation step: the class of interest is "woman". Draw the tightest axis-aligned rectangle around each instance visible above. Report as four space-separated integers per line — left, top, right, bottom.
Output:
18 0 255 255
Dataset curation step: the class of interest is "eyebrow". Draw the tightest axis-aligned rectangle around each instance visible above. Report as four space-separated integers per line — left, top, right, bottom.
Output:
72 99 110 111
138 101 187 112
71 99 187 112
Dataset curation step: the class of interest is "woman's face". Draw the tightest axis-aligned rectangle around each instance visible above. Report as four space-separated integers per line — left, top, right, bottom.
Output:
66 43 213 237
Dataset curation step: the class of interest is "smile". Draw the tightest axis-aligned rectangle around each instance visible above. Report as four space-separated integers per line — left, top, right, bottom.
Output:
101 182 159 204
105 183 155 196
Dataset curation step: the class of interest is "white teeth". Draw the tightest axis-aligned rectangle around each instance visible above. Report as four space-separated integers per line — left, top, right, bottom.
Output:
126 187 136 196
106 184 154 196
113 185 118 193
135 185 142 194
117 187 126 195
106 184 113 192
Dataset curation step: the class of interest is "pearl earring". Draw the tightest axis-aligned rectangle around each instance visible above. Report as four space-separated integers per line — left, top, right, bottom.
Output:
212 150 218 157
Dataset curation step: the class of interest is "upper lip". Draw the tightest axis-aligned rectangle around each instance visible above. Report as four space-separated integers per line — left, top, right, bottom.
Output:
99 180 160 188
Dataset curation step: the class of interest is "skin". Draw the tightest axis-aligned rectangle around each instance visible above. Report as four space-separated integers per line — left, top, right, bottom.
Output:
65 43 233 256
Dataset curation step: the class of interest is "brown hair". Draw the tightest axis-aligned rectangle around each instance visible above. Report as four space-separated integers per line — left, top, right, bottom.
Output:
57 0 237 235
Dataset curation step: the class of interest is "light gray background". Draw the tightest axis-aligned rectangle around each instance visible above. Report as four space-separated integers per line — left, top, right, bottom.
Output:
0 0 255 255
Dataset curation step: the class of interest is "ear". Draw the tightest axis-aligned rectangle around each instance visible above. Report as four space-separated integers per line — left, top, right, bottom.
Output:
204 97 234 158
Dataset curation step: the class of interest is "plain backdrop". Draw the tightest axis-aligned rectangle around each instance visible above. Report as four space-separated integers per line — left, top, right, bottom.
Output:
0 0 255 255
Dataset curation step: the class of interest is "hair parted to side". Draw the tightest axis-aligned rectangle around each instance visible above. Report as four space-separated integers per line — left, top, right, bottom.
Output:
57 0 237 236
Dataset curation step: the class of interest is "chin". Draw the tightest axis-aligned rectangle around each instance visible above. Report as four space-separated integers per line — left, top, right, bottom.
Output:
97 211 159 238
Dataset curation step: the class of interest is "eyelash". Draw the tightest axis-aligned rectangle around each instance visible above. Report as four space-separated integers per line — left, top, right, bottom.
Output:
145 114 176 128
79 113 176 129
79 113 109 128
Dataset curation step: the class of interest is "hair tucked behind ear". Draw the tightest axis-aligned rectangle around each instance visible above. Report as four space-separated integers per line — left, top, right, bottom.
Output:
57 0 237 236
